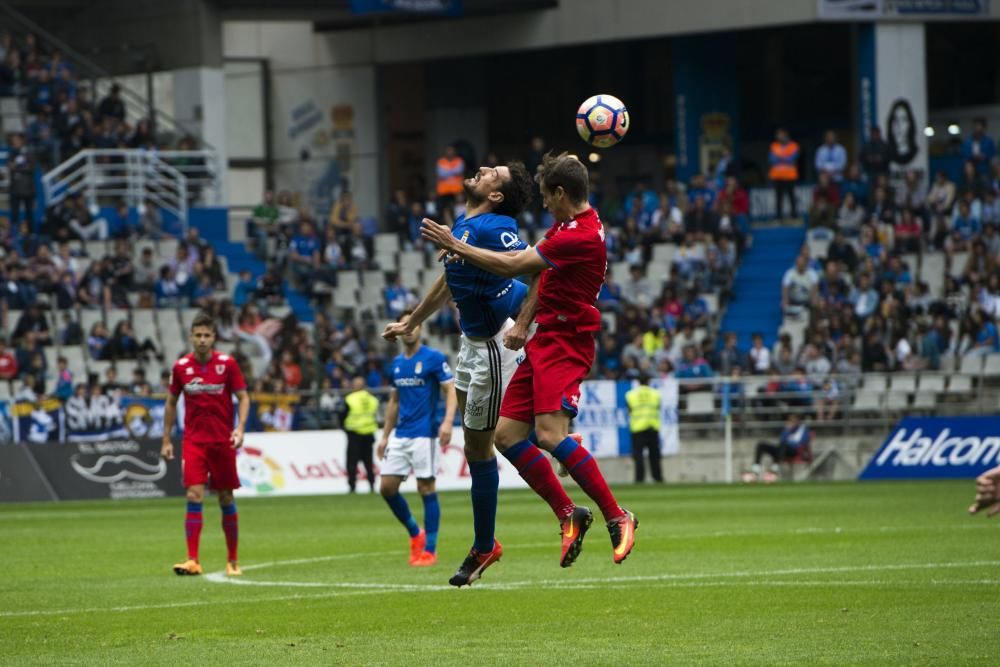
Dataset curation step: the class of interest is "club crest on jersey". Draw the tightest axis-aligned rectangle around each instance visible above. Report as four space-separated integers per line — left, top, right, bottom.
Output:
186 367 194 375
415 361 422 374
500 231 520 248
216 364 225 375
459 230 470 244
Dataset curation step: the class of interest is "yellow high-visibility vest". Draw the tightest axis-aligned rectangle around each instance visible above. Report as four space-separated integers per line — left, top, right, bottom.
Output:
626 385 661 433
344 390 379 435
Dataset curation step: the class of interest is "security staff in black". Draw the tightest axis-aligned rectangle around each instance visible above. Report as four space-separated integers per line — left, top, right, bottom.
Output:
625 375 663 483
343 376 380 493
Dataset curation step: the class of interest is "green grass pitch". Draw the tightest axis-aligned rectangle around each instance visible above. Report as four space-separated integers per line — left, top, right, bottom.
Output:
3 480 1000 665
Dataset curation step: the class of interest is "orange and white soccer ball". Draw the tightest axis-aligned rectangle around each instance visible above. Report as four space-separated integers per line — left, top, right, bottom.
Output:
576 94 629 148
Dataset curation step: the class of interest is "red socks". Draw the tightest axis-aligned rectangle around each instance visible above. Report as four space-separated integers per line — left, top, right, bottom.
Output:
502 441 575 520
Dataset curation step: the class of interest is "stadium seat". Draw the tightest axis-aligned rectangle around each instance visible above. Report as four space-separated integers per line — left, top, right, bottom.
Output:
983 354 1000 376
651 243 676 263
78 308 105 335
890 374 917 393
399 268 422 289
960 354 985 375
912 392 937 410
374 233 398 254
885 392 910 411
333 286 358 305
862 373 888 392
361 270 385 290
702 293 719 315
375 251 397 271
0 380 11 400
157 239 180 262
131 309 156 337
179 308 199 333
852 389 883 411
950 251 970 277
399 251 425 271
337 271 361 291
610 261 631 285
948 375 973 393
61 346 88 382
686 391 715 416
918 374 945 393
114 359 139 380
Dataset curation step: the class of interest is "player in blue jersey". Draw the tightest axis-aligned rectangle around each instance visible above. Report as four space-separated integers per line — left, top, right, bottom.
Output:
378 309 457 566
383 161 543 581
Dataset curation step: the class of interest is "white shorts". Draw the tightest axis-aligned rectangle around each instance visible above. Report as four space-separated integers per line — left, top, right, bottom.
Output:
381 435 438 480
454 318 527 431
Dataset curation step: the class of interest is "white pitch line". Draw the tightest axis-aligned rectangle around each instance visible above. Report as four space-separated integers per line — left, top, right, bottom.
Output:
5 569 999 619
199 558 1000 591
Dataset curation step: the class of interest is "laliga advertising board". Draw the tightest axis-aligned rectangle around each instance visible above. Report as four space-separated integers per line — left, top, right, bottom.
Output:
235 429 529 497
860 416 1000 480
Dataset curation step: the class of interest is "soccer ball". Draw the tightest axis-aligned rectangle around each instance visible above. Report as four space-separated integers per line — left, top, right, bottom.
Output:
576 94 629 148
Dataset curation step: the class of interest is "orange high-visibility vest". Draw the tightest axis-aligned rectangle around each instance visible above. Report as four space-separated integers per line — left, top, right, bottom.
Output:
436 157 465 196
769 141 800 181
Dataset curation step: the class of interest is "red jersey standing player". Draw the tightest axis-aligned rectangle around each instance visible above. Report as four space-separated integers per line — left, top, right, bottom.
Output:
161 312 250 576
422 152 637 586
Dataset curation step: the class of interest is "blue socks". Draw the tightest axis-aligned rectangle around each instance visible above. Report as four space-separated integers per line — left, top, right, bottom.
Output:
383 493 420 538
422 493 440 554
469 458 499 553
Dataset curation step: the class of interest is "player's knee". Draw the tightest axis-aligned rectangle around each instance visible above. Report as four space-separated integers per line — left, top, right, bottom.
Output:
532 425 564 450
217 490 234 506
492 427 518 451
463 431 494 461
380 478 399 497
416 479 435 495
186 487 204 503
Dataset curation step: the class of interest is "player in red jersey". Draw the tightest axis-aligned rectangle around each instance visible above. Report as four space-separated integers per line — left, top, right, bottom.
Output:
161 312 250 576
422 152 636 584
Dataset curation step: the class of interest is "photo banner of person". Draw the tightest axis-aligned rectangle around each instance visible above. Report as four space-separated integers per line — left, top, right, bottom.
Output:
10 398 64 444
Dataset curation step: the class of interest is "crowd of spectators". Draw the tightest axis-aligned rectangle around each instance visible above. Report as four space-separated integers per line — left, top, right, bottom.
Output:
756 120 1000 420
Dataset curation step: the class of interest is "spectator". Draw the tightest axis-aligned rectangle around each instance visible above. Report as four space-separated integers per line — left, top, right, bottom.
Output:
133 247 158 292
621 265 655 308
280 350 303 390
894 209 922 253
97 83 126 123
674 234 707 289
87 322 110 360
675 344 713 391
769 128 800 221
715 331 742 375
59 311 83 346
597 268 623 312
851 272 879 321
9 134 36 226
782 254 818 319
0 337 18 387
836 192 866 236
860 125 891 181
815 130 847 181
827 229 859 273
435 144 464 221
386 188 410 248
802 344 831 386
961 118 996 177
13 303 51 346
154 265 183 308
233 269 256 308
927 169 957 220
288 221 320 290
965 307 998 356
54 356 72 401
841 163 870 206
745 414 811 483
682 289 710 329
625 374 663 483
383 273 417 320
951 199 982 249
861 329 891 372
747 332 771 374
809 174 838 229
683 194 718 239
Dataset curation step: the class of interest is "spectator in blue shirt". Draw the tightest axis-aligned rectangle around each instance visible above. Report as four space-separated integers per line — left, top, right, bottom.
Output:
686 173 716 210
815 130 847 182
383 273 417 319
675 344 713 392
233 269 256 307
966 308 999 356
961 118 996 177
682 288 709 328
597 269 623 312
952 200 982 246
840 163 869 206
746 413 811 483
288 221 320 289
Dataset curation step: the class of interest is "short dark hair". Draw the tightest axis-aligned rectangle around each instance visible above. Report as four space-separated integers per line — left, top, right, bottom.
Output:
535 152 589 204
494 161 534 218
191 312 216 333
397 308 415 322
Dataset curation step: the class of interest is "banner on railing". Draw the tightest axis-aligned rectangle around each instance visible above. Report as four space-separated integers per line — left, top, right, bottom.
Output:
573 378 680 457
235 429 526 497
10 399 64 444
859 416 1000 480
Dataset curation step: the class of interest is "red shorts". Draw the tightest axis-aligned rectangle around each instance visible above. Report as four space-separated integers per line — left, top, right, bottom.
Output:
500 328 596 423
182 440 241 491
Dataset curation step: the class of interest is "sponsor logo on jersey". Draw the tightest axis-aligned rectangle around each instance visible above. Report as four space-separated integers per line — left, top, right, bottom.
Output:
184 377 226 394
466 398 484 418
500 231 520 248
395 377 426 387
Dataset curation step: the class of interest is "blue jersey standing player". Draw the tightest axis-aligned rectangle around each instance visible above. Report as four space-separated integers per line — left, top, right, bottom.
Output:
383 161 548 583
378 309 457 566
